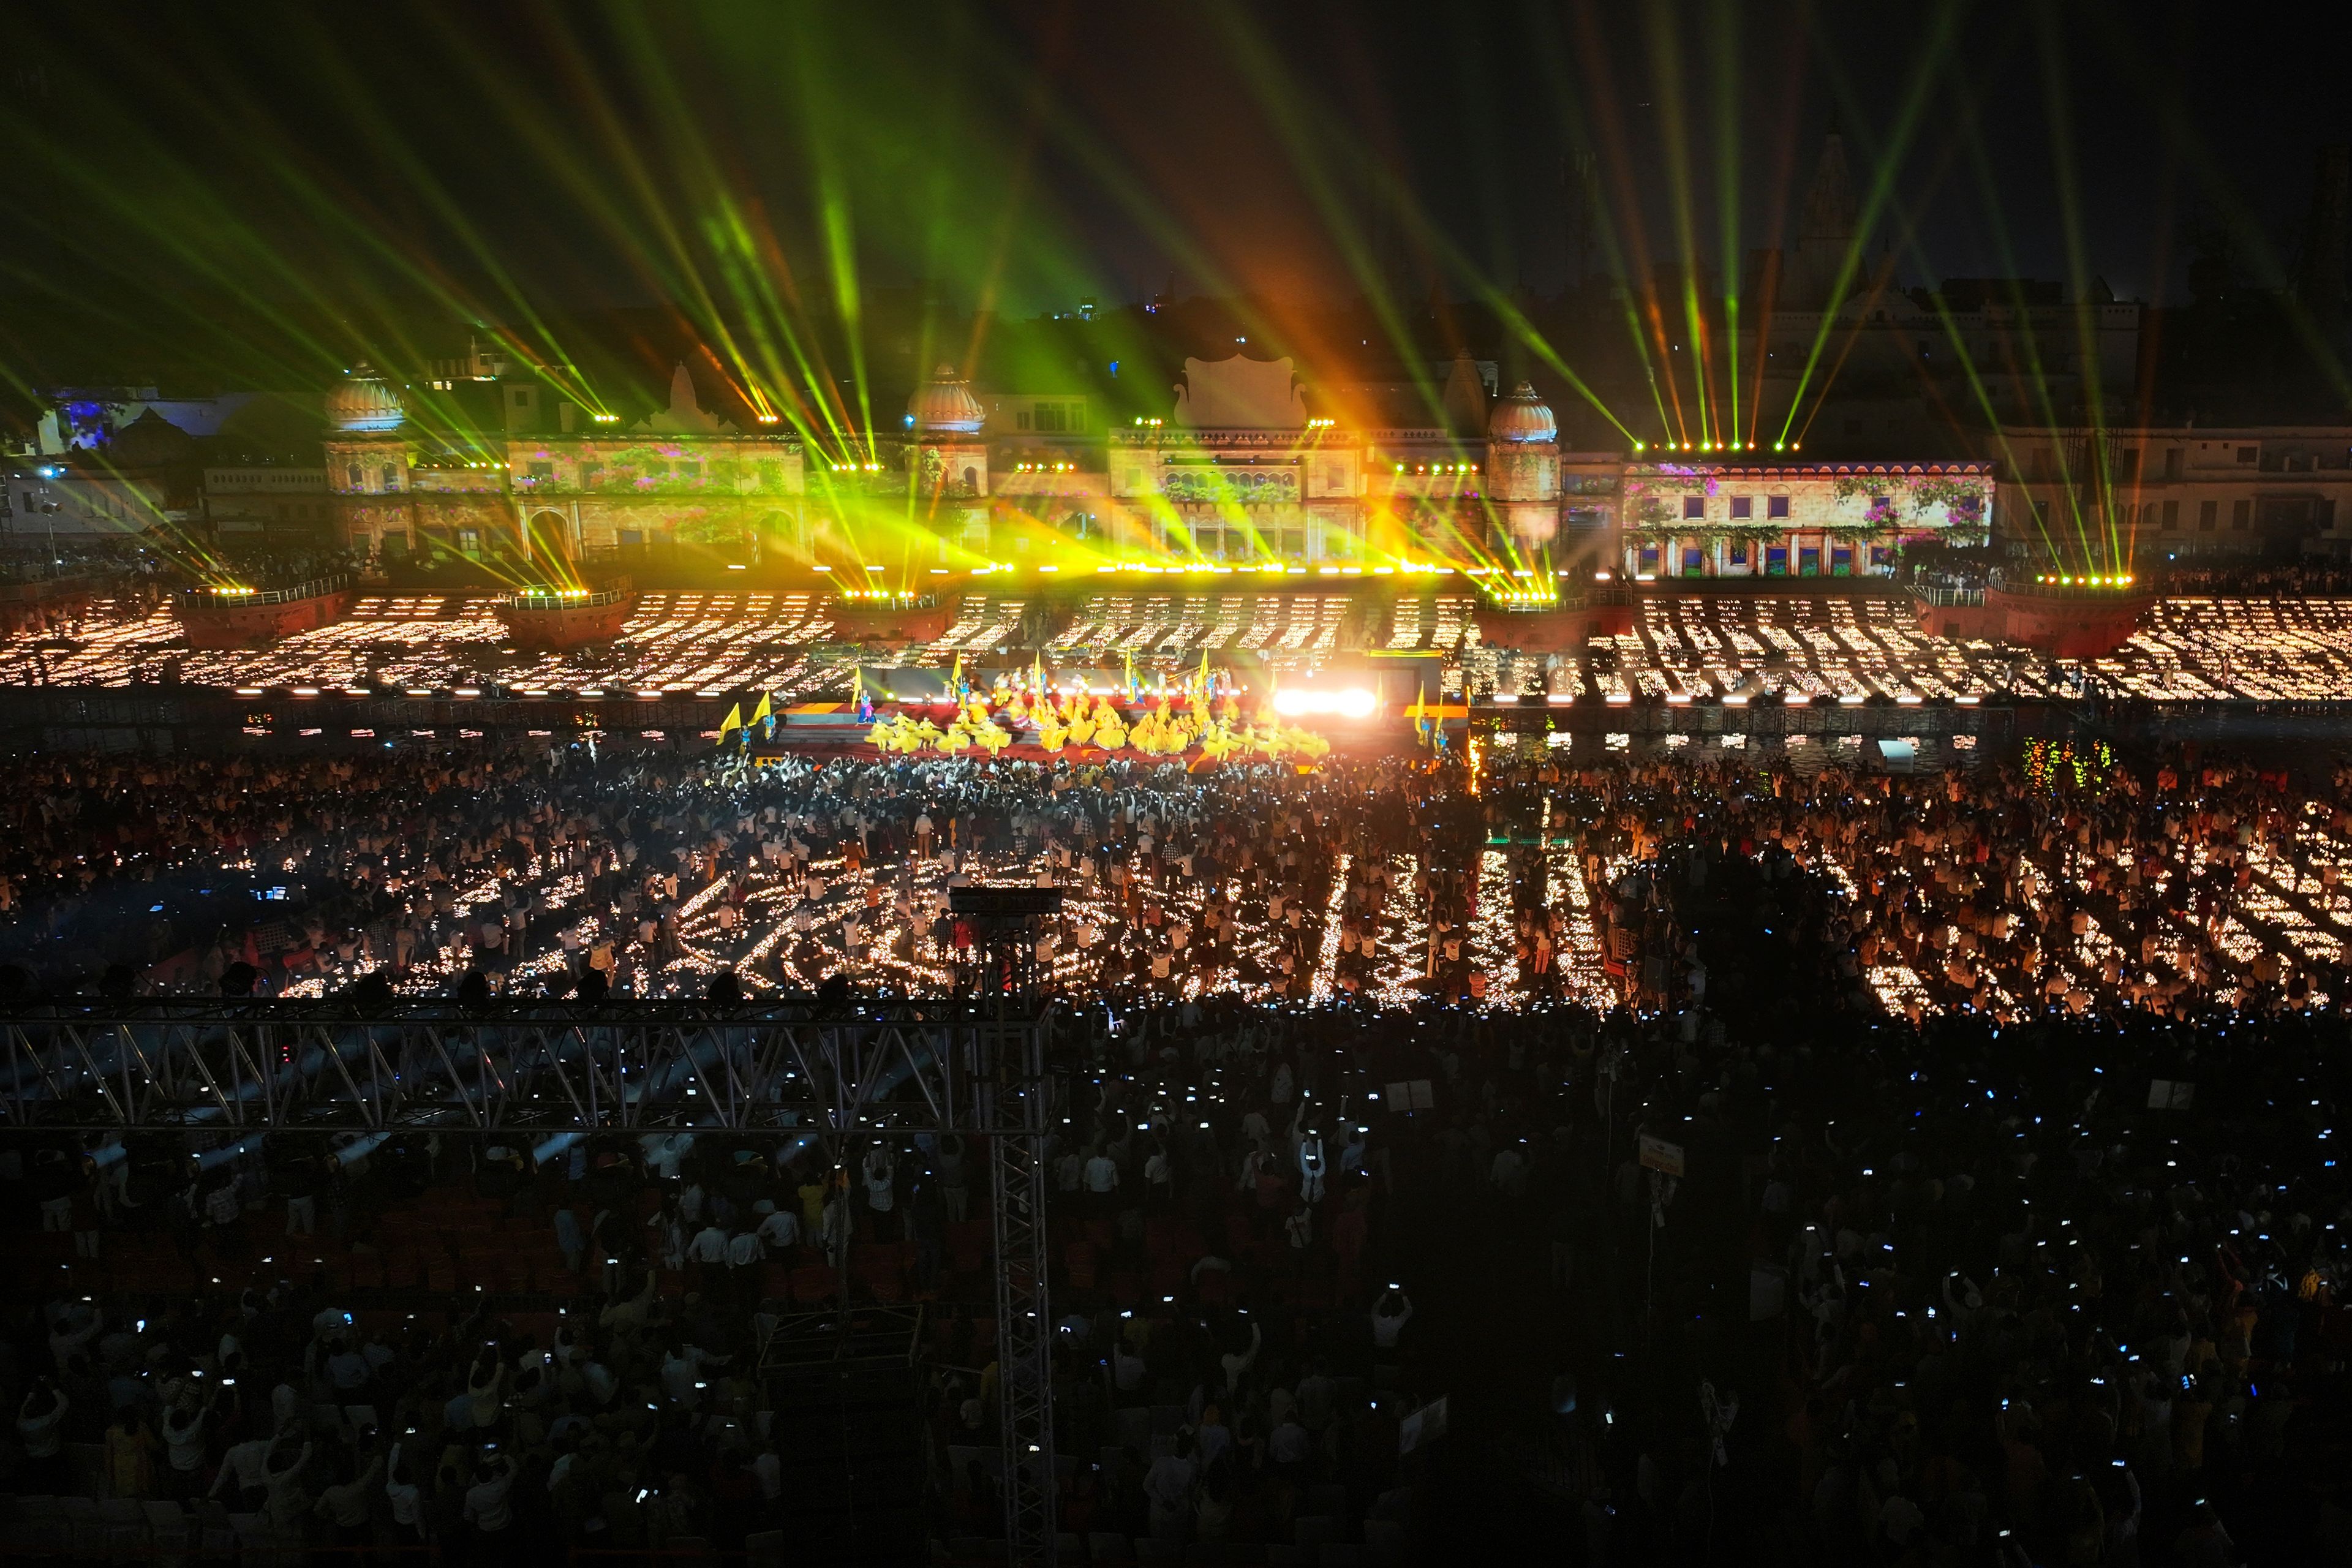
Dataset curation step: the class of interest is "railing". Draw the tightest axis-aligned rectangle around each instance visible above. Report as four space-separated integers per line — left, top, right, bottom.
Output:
178 575 350 609
830 592 940 611
1910 586 1986 608
501 581 633 611
1988 569 2144 598
1478 584 1627 613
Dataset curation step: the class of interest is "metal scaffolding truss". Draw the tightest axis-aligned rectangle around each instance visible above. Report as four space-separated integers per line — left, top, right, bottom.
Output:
0 995 1066 1564
981 1009 1057 1567
0 998 1044 1138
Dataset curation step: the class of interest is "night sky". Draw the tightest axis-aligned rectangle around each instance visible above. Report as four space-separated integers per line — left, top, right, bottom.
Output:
2 0 2346 377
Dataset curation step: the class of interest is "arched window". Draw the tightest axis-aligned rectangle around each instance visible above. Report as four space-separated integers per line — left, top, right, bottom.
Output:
527 510 570 564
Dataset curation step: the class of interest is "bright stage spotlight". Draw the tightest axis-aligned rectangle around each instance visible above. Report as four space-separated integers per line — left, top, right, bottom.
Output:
1273 688 1377 720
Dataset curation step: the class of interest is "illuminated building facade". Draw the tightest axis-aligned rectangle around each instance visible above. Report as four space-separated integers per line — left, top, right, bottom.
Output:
317 356 1634 576
1616 461 1994 579
309 355 2002 581
325 363 808 569
1046 357 1619 571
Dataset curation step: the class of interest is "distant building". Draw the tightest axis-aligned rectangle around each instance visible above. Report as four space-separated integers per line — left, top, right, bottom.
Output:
979 392 1092 439
29 388 255 456
423 331 514 390
1706 129 2146 448
1 460 174 544
1997 425 2352 562
202 463 330 541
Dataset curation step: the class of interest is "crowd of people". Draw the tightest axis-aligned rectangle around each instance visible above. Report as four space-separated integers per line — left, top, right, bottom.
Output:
7 730 2352 1029
3 732 2352 1564
1538 744 2351 1022
2155 560 2352 597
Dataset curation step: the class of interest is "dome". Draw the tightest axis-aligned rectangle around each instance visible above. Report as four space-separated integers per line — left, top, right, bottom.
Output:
907 364 984 434
326 364 404 433
1487 382 1557 444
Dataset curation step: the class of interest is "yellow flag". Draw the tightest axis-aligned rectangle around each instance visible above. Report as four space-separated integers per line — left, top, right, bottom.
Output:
718 703 743 738
750 692 773 725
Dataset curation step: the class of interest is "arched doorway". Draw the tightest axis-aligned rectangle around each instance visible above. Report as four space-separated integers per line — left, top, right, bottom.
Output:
756 510 804 562
525 509 573 572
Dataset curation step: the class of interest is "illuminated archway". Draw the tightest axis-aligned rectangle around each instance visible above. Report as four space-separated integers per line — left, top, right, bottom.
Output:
525 509 573 571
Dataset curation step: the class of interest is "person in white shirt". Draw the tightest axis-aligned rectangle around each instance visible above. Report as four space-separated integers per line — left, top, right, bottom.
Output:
1339 1131 1368 1180
464 1455 516 1536
753 1445 782 1504
687 1223 729 1287
753 1200 801 1257
1111 1341 1147 1396
1371 1288 1414 1349
270 1379 303 1436
325 1339 372 1395
1295 1363 1337 1427
1144 1143 1172 1210
312 1450 383 1543
47 1300 104 1371
1298 1131 1327 1204
1083 1149 1120 1217
464 1349 504 1430
213 1434 274 1508
384 1442 423 1538
1267 1414 1311 1470
820 1190 851 1265
719 1228 761 1303
1143 1440 1197 1544
15 1381 69 1491
660 1341 713 1408
862 1147 898 1240
262 1437 313 1529
647 1134 690 1181
598 1268 658 1333
937 1136 971 1223
1219 1321 1262 1395
161 1394 214 1493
